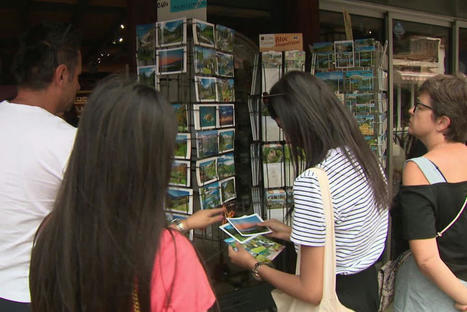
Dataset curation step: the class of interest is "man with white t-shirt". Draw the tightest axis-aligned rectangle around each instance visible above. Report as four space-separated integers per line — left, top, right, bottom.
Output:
0 22 81 311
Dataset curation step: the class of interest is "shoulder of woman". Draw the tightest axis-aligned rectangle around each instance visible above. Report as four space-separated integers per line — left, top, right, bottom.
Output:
402 160 429 186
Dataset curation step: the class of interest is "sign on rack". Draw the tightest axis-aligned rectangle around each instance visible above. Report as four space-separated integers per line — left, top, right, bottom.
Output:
259 33 303 52
157 0 207 21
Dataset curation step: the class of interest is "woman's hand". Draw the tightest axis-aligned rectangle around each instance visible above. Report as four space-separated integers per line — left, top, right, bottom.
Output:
258 219 291 241
228 242 257 270
455 303 467 311
182 207 225 230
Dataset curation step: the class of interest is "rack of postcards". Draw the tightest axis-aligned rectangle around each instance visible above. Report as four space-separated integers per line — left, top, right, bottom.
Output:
248 50 306 225
311 39 389 167
136 18 237 241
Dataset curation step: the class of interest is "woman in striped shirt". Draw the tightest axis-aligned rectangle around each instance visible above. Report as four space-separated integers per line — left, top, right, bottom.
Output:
229 71 389 311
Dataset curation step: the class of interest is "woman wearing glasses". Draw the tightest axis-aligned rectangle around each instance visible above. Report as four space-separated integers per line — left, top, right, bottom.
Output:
229 71 389 311
393 74 467 311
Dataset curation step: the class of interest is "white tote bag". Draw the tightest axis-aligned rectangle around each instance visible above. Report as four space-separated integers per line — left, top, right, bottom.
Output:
271 167 354 312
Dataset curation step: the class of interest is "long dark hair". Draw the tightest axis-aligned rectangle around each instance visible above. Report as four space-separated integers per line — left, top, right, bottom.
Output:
30 76 177 312
267 71 388 211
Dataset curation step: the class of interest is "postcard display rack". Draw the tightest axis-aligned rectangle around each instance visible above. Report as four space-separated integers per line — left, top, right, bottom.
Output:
136 18 237 241
248 50 306 225
311 39 389 167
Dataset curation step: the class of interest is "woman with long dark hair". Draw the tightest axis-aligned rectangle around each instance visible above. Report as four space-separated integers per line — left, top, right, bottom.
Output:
229 71 389 311
29 76 218 312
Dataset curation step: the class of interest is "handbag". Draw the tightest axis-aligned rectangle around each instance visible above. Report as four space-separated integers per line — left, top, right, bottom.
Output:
271 167 354 312
377 195 467 312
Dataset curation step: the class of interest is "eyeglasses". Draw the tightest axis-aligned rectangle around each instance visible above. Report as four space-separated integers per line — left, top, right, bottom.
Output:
262 92 286 119
414 100 433 112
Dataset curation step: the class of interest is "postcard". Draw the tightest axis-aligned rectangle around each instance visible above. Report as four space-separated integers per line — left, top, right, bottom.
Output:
262 51 282 68
172 104 189 132
216 24 234 52
195 76 218 102
169 160 191 187
220 177 236 203
218 128 235 153
312 41 334 53
193 19 215 47
345 70 374 92
217 152 235 179
224 235 285 263
265 189 286 210
334 40 354 68
355 114 375 136
175 133 191 159
194 46 217 75
227 213 272 236
156 18 186 47
136 23 155 66
262 144 285 188
137 66 156 89
315 71 343 93
156 47 187 75
216 51 234 77
199 181 221 210
194 104 217 130
314 53 334 71
196 129 218 159
262 51 282 93
284 50 306 72
167 187 193 214
196 156 218 187
217 104 235 128
219 223 255 243
217 78 235 102
166 212 193 240
262 115 283 142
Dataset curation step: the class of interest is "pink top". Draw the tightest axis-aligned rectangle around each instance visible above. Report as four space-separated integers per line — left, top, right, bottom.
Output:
151 229 216 312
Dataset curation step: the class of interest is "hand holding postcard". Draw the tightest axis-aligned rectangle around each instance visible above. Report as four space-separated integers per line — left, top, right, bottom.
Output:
224 235 285 263
227 213 272 237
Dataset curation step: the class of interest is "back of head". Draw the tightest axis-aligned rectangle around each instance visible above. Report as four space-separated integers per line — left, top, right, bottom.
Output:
418 74 467 143
12 22 81 90
30 76 177 312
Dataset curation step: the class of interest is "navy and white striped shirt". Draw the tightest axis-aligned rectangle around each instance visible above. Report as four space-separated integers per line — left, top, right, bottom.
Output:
290 147 388 275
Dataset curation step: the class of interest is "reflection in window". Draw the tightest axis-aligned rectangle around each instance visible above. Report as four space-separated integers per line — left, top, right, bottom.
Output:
459 28 467 74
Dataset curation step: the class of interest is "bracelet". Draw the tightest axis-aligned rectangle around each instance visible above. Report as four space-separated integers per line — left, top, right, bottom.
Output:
172 219 186 232
251 262 273 281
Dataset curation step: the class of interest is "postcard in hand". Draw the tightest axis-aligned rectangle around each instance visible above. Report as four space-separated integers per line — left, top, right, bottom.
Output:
217 104 235 128
169 160 191 187
194 46 217 75
156 18 186 47
220 223 255 243
137 66 156 88
167 187 193 214
196 130 219 159
220 177 236 203
193 19 215 47
216 51 234 77
174 133 191 159
218 129 235 153
227 213 272 237
215 24 234 52
224 235 285 263
136 23 155 66
172 104 189 132
195 76 218 102
196 156 218 187
156 47 187 75
217 153 235 179
199 181 221 210
194 104 217 130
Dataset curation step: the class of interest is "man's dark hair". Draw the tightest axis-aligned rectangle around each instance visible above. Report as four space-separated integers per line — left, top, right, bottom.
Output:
12 22 81 90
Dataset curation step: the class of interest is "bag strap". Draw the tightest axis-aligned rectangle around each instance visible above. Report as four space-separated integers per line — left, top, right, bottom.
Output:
310 167 338 298
407 157 446 184
437 196 467 237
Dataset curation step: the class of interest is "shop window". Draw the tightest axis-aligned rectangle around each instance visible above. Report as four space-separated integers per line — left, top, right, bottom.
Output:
459 28 467 74
319 10 384 43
